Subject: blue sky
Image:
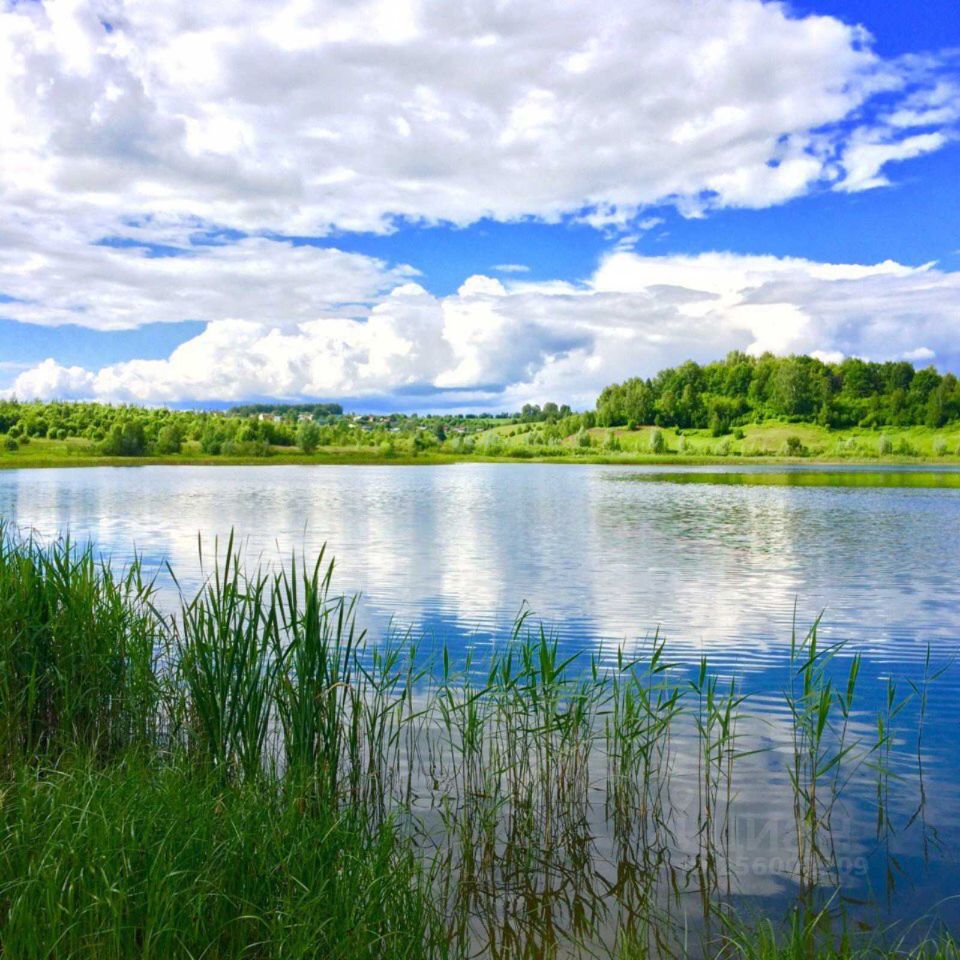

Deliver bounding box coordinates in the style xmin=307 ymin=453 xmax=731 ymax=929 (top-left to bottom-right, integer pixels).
xmin=2 ymin=0 xmax=959 ymax=409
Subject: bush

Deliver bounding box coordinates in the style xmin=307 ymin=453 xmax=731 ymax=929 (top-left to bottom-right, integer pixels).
xmin=200 ymin=426 xmax=223 ymax=455
xmin=709 ymin=412 xmax=728 ymax=437
xmin=3 ymin=436 xmax=17 ymax=452
xmin=648 ymin=429 xmax=666 ymax=454
xmin=782 ymin=435 xmax=807 ymax=457
xmin=297 ymin=419 xmax=322 ymax=453
xmin=878 ymin=434 xmax=893 ymax=456
xmin=895 ymin=438 xmax=917 ymax=456
xmin=933 ymin=436 xmax=948 ymax=457
xmin=221 ymin=439 xmax=271 ymax=458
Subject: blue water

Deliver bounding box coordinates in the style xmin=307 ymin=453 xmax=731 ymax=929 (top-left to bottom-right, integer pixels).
xmin=2 ymin=462 xmax=959 ymax=936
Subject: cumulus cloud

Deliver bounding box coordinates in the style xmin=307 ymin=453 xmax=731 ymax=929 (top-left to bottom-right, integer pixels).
xmin=2 ymin=1 xmax=959 ymax=408
xmin=0 ymin=0 xmax=956 ymax=241
xmin=0 ymin=228 xmax=417 ymax=330
xmin=10 ymin=251 xmax=960 ymax=408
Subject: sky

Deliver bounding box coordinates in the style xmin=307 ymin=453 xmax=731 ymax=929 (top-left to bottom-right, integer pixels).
xmin=1 ymin=0 xmax=959 ymax=411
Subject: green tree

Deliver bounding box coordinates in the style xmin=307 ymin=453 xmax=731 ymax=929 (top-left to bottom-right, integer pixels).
xmin=155 ymin=424 xmax=183 ymax=455
xmin=101 ymin=421 xmax=147 ymax=457
xmin=297 ymin=419 xmax=321 ymax=453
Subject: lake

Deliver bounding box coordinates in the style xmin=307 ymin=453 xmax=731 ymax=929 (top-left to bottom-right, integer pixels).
xmin=2 ymin=462 xmax=959 ymax=948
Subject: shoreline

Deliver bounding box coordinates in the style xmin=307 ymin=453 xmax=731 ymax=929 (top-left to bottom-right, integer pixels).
xmin=4 ymin=449 xmax=960 ymax=471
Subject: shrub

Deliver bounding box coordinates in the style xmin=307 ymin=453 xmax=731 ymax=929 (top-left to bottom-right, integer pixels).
xmin=200 ymin=425 xmax=223 ymax=455
xmin=895 ymin=438 xmax=917 ymax=456
xmin=782 ymin=435 xmax=807 ymax=457
xmin=933 ymin=436 xmax=948 ymax=457
xmin=297 ymin=419 xmax=322 ymax=454
xmin=221 ymin=439 xmax=271 ymax=458
xmin=648 ymin=428 xmax=666 ymax=454
xmin=877 ymin=434 xmax=893 ymax=456
xmin=3 ymin=436 xmax=17 ymax=452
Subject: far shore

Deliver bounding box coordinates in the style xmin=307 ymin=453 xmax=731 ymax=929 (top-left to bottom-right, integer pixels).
xmin=4 ymin=445 xmax=960 ymax=472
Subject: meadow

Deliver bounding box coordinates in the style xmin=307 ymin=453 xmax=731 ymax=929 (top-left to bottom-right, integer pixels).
xmin=1 ymin=526 xmax=957 ymax=959
xmin=4 ymin=419 xmax=960 ymax=471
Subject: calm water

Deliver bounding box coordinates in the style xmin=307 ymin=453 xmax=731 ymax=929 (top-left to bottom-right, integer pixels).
xmin=2 ymin=462 xmax=959 ymax=942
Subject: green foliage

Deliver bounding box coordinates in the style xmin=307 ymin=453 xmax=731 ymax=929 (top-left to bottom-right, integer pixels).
xmin=648 ymin=427 xmax=666 ymax=454
xmin=296 ymin=418 xmax=322 ymax=453
xmin=154 ymin=423 xmax=183 ymax=454
xmin=596 ymin=352 xmax=960 ymax=430
xmin=782 ymin=435 xmax=807 ymax=457
xmin=101 ymin=420 xmax=148 ymax=456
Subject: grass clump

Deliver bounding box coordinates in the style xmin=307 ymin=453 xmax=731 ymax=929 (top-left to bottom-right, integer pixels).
xmin=0 ymin=756 xmax=436 ymax=960
xmin=0 ymin=525 xmax=161 ymax=765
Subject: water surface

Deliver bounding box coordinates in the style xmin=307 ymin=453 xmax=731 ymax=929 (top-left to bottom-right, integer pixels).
xmin=2 ymin=462 xmax=959 ymax=945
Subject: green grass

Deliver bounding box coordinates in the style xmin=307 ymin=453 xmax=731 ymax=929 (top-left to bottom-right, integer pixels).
xmin=0 ymin=527 xmax=955 ymax=958
xmin=5 ymin=421 xmax=960 ymax=469
xmin=0 ymin=757 xmax=437 ymax=960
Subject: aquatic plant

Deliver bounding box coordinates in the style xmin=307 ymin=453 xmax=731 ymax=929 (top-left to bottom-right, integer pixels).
xmin=0 ymin=527 xmax=951 ymax=960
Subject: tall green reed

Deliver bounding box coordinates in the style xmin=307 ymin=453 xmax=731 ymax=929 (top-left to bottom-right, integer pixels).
xmin=0 ymin=526 xmax=952 ymax=960
xmin=0 ymin=523 xmax=160 ymax=766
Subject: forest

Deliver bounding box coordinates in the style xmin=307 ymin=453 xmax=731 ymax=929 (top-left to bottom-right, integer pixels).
xmin=595 ymin=352 xmax=960 ymax=433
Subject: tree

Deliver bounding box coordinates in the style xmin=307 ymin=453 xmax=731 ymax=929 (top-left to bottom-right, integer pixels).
xmin=155 ymin=424 xmax=183 ymax=455
xmin=101 ymin=421 xmax=147 ymax=457
xmin=297 ymin=419 xmax=321 ymax=453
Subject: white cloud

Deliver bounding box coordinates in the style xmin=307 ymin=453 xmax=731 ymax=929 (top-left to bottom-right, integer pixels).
xmin=2 ymin=2 xmax=959 ymax=409
xmin=0 ymin=0 xmax=955 ymax=242
xmin=837 ymin=131 xmax=950 ymax=192
xmin=10 ymin=251 xmax=960 ymax=408
xmin=0 ymin=230 xmax=416 ymax=330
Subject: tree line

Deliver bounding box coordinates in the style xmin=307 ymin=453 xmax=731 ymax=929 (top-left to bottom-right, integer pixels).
xmin=595 ymin=352 xmax=960 ymax=433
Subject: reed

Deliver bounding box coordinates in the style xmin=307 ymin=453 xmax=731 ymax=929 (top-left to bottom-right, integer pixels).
xmin=0 ymin=523 xmax=161 ymax=766
xmin=0 ymin=527 xmax=952 ymax=960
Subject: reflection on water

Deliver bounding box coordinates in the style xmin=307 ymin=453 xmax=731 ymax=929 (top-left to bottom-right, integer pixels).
xmin=1 ymin=462 xmax=959 ymax=953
